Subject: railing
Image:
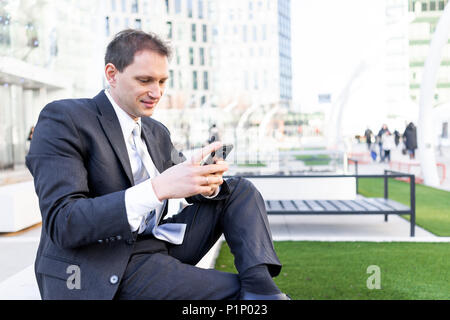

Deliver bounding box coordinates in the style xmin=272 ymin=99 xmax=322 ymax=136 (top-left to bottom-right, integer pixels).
xmin=389 ymin=160 xmax=446 ymax=185
xmin=348 ymin=158 xmax=359 ymax=193
xmin=384 ymin=169 xmax=416 ymax=236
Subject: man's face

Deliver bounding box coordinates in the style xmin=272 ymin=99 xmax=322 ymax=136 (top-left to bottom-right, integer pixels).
xmin=107 ymin=49 xmax=169 ymax=120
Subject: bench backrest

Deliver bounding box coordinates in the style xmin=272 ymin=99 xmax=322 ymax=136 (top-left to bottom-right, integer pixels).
xmin=246 ymin=176 xmax=357 ymax=200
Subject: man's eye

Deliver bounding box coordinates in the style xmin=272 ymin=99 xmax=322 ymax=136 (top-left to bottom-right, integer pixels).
xmin=139 ymin=79 xmax=149 ymax=83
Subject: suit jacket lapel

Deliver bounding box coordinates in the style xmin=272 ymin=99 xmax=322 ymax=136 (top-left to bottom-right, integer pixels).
xmin=93 ymin=91 xmax=134 ymax=186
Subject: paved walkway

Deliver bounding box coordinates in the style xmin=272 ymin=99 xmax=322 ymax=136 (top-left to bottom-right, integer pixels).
xmin=269 ymin=214 xmax=450 ymax=242
xmin=348 ymin=142 xmax=450 ymax=192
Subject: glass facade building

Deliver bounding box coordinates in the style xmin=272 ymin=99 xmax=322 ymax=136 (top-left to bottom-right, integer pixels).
xmin=0 ymin=0 xmax=102 ymax=169
xmin=211 ymin=0 xmax=293 ymax=108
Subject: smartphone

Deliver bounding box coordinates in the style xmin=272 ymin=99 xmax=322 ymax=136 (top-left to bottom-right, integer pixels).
xmin=200 ymin=144 xmax=234 ymax=166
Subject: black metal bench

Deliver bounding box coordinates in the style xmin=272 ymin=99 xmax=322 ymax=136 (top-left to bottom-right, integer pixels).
xmin=241 ymin=170 xmax=416 ymax=237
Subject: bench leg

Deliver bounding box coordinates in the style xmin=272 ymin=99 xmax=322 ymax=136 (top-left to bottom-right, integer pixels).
xmin=384 ymin=214 xmax=388 ymax=222
xmin=410 ymin=214 xmax=415 ymax=237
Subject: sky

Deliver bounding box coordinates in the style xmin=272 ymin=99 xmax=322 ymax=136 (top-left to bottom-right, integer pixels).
xmin=290 ymin=0 xmax=390 ymax=132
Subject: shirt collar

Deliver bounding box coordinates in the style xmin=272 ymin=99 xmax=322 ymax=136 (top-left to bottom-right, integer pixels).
xmin=104 ymin=89 xmax=141 ymax=140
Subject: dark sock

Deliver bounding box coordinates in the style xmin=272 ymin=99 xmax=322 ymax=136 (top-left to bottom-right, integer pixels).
xmin=239 ymin=264 xmax=282 ymax=295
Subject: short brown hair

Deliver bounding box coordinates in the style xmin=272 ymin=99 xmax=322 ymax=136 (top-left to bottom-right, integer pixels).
xmin=105 ymin=29 xmax=172 ymax=72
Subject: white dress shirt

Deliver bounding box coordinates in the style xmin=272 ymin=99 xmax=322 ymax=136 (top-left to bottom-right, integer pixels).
xmin=105 ymin=89 xmax=164 ymax=232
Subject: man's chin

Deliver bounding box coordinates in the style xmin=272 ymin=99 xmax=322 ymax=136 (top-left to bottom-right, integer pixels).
xmin=140 ymin=109 xmax=154 ymax=118
xmin=139 ymin=103 xmax=156 ymax=115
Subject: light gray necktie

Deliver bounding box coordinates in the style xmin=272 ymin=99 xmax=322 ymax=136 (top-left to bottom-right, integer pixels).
xmin=131 ymin=123 xmax=186 ymax=244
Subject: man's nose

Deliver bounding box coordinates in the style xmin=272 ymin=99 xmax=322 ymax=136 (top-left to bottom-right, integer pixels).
xmin=147 ymin=84 xmax=161 ymax=99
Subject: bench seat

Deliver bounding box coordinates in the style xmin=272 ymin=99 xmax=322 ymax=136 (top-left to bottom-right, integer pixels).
xmin=265 ymin=198 xmax=410 ymax=215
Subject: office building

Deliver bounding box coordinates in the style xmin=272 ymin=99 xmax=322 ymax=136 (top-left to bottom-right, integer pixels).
xmin=162 ymin=0 xmax=214 ymax=109
xmin=408 ymin=0 xmax=450 ymax=104
xmin=211 ymin=0 xmax=292 ymax=108
xmin=384 ymin=0 xmax=411 ymax=119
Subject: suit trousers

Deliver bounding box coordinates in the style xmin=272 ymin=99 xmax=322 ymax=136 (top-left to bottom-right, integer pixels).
xmin=114 ymin=177 xmax=282 ymax=300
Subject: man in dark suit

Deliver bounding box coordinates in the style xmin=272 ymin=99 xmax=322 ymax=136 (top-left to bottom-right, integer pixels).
xmin=26 ymin=29 xmax=288 ymax=300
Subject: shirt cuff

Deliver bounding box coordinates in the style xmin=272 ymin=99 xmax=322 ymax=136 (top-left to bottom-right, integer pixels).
xmin=202 ymin=185 xmax=221 ymax=199
xmin=125 ymin=178 xmax=164 ymax=232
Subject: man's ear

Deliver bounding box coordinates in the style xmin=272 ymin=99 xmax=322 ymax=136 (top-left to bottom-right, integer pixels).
xmin=105 ymin=63 xmax=118 ymax=87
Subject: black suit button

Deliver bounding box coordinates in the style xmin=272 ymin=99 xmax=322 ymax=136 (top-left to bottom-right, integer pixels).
xmin=109 ymin=237 xmax=116 ymax=242
xmin=98 ymin=239 xmax=103 ymax=243
xmin=109 ymin=275 xmax=119 ymax=285
xmin=116 ymin=235 xmax=122 ymax=240
xmin=126 ymin=239 xmax=134 ymax=245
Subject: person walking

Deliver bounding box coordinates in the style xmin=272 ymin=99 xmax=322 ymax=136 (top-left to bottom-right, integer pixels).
xmin=27 ymin=126 xmax=34 ymax=141
xmin=393 ymin=130 xmax=400 ymax=147
xmin=208 ymin=123 xmax=220 ymax=144
xmin=403 ymin=122 xmax=418 ymax=160
xmin=377 ymin=124 xmax=388 ymax=162
xmin=364 ymin=127 xmax=373 ymax=150
xmin=382 ymin=130 xmax=395 ymax=163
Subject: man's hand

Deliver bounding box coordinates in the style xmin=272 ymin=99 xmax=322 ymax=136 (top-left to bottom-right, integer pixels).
xmin=151 ymin=142 xmax=229 ymax=201
xmin=200 ymin=159 xmax=228 ymax=197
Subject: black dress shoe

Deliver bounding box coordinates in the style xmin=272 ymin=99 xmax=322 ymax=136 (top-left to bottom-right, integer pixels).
xmin=240 ymin=291 xmax=291 ymax=300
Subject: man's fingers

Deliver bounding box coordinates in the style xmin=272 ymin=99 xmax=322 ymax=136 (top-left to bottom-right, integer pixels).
xmin=215 ymin=160 xmax=226 ymax=165
xmin=203 ymin=176 xmax=223 ymax=186
xmin=197 ymin=163 xmax=228 ymax=175
xmin=197 ymin=173 xmax=223 ymax=185
xmin=190 ymin=141 xmax=223 ymax=164
xmin=197 ymin=185 xmax=214 ymax=195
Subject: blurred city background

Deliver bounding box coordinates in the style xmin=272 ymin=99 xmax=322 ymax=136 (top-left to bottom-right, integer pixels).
xmin=1 ymin=0 xmax=450 ymax=300
xmin=0 ymin=0 xmax=449 ymax=183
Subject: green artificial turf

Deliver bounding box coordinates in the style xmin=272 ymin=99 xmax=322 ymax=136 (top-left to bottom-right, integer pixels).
xmin=294 ymin=154 xmax=331 ymax=166
xmin=215 ymin=241 xmax=450 ymax=300
xmin=357 ymin=177 xmax=450 ymax=236
xmin=237 ymin=162 xmax=267 ymax=167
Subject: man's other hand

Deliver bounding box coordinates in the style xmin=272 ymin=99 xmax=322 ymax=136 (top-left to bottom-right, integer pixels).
xmin=200 ymin=159 xmax=227 ymax=197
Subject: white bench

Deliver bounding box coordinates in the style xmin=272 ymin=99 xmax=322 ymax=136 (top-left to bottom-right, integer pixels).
xmin=0 ymin=181 xmax=41 ymax=232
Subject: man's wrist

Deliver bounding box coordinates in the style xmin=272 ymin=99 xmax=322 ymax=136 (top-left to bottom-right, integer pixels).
xmin=151 ymin=176 xmax=166 ymax=202
xmin=125 ymin=179 xmax=164 ymax=232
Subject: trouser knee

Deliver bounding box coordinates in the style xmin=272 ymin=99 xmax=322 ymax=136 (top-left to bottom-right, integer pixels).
xmin=227 ymin=177 xmax=261 ymax=198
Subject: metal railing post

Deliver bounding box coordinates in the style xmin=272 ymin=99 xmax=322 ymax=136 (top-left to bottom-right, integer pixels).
xmin=410 ymin=174 xmax=416 ymax=237
xmin=384 ymin=170 xmax=389 ymax=222
xmin=348 ymin=158 xmax=359 ymax=194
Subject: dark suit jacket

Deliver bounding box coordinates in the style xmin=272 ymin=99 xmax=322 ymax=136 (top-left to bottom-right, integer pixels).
xmin=26 ymin=91 xmax=228 ymax=299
